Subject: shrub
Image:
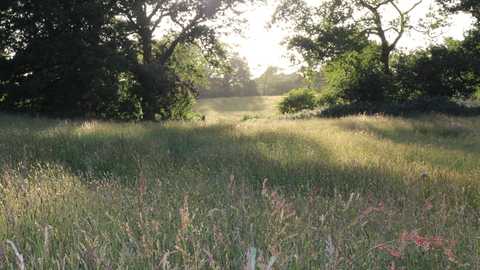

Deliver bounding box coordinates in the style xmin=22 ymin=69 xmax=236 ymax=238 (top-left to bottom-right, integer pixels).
xmin=322 ymin=43 xmax=394 ymax=104
xmin=276 ymin=95 xmax=480 ymax=119
xmin=277 ymin=88 xmax=317 ymax=114
xmin=393 ymin=40 xmax=480 ymax=101
xmin=316 ymin=90 xmax=342 ymax=107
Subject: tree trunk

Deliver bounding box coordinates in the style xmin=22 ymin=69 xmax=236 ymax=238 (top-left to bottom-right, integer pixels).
xmin=380 ymin=44 xmax=392 ymax=76
xmin=139 ymin=27 xmax=153 ymax=65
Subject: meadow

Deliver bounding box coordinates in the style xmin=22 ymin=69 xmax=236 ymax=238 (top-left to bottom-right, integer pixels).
xmin=193 ymin=96 xmax=284 ymax=122
xmin=0 ymin=99 xmax=480 ymax=269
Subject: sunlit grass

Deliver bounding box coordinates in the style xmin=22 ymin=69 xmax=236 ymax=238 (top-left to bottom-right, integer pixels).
xmin=0 ymin=112 xmax=479 ymax=268
xmin=193 ymin=96 xmax=284 ymax=122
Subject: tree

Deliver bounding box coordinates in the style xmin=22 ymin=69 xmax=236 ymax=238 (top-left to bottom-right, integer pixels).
xmin=0 ymin=0 xmax=254 ymax=120
xmin=268 ymin=72 xmax=305 ymax=95
xmin=322 ymin=42 xmax=393 ymax=104
xmin=0 ymin=0 xmax=132 ymax=118
xmin=221 ymin=52 xmax=257 ymax=96
xmin=412 ymin=0 xmax=480 ymax=100
xmin=116 ymin=0 xmax=244 ymax=66
xmin=256 ymin=66 xmax=279 ymax=95
xmin=271 ymin=0 xmax=444 ymax=76
xmin=114 ymin=0 xmax=253 ymax=120
xmin=254 ymin=66 xmax=308 ymax=96
xmin=198 ymin=52 xmax=257 ymax=98
xmin=393 ymin=38 xmax=479 ymax=101
xmin=436 ymin=0 xmax=480 ymax=23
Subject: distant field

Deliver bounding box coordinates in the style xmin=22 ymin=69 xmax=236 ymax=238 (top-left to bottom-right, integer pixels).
xmin=193 ymin=95 xmax=284 ymax=122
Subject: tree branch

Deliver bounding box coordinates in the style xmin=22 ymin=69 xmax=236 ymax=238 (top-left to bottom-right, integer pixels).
xmin=158 ymin=13 xmax=204 ymax=64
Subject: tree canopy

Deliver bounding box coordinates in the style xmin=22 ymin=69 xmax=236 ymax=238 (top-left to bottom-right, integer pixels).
xmin=436 ymin=0 xmax=480 ymax=22
xmin=271 ymin=0 xmax=446 ymax=75
xmin=0 ymin=0 xmax=254 ymax=120
xmin=198 ymin=51 xmax=258 ymax=98
xmin=272 ymin=0 xmax=480 ymax=107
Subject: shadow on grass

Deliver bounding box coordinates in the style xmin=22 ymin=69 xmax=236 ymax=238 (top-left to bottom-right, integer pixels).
xmin=2 ymin=114 xmax=480 ymax=269
xmin=334 ymin=115 xmax=480 ymax=171
xmin=3 ymin=114 xmax=477 ymax=207
xmin=0 ymin=114 xmax=406 ymax=198
xmin=137 ymin=121 xmax=407 ymax=198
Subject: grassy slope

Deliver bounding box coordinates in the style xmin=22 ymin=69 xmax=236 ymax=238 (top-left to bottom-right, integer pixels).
xmin=0 ymin=112 xmax=479 ymax=269
xmin=193 ymin=96 xmax=284 ymax=122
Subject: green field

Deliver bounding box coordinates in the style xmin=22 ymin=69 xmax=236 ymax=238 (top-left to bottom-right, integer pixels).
xmin=1 ymin=101 xmax=480 ymax=268
xmin=193 ymin=96 xmax=284 ymax=122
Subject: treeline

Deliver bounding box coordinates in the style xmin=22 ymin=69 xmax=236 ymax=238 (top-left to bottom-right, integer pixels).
xmin=272 ymin=0 xmax=480 ymax=114
xmin=1 ymin=0 xmax=480 ymax=121
xmin=196 ymin=53 xmax=325 ymax=98
xmin=0 ymin=0 xmax=252 ymax=120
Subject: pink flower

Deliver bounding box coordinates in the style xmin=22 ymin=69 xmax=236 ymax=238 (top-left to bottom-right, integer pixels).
xmin=386 ymin=250 xmax=406 ymax=259
xmin=376 ymin=245 xmax=406 ymax=259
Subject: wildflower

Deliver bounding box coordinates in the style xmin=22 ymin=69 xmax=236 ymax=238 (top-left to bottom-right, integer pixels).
xmin=324 ymin=235 xmax=335 ymax=262
xmin=351 ymin=204 xmax=385 ymax=225
xmin=386 ymin=250 xmax=406 ymax=259
xmin=376 ymin=245 xmax=406 ymax=259
xmin=309 ymin=187 xmax=320 ymax=205
xmin=402 ymin=230 xmax=457 ymax=251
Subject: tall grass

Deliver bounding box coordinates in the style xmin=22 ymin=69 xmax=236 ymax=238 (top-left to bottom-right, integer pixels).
xmin=0 ymin=113 xmax=479 ymax=269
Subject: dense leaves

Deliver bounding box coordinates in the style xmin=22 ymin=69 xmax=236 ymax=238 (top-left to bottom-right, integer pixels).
xmin=436 ymin=0 xmax=480 ymax=22
xmin=271 ymin=0 xmax=439 ymax=75
xmin=394 ymin=40 xmax=479 ymax=101
xmin=0 ymin=0 xmax=252 ymax=120
xmin=277 ymin=88 xmax=317 ymax=114
xmin=272 ymin=0 xmax=480 ymax=109
xmin=391 ymin=0 xmax=480 ymax=103
xmin=0 ymin=0 xmax=130 ymax=118
xmin=255 ymin=66 xmax=310 ymax=96
xmin=198 ymin=52 xmax=258 ymax=98
xmin=322 ymin=43 xmax=393 ymax=104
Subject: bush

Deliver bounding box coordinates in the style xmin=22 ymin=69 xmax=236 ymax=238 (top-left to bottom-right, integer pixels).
xmin=322 ymin=43 xmax=394 ymax=104
xmin=318 ymin=96 xmax=480 ymax=118
xmin=276 ymin=95 xmax=480 ymax=119
xmin=316 ymin=91 xmax=342 ymax=106
xmin=277 ymin=88 xmax=317 ymax=114
xmin=393 ymin=40 xmax=480 ymax=101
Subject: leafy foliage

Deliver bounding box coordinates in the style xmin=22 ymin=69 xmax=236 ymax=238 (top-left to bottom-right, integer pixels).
xmin=198 ymin=52 xmax=258 ymax=98
xmin=271 ymin=0 xmax=369 ymax=68
xmin=436 ymin=0 xmax=480 ymax=23
xmin=0 ymin=0 xmax=252 ymax=120
xmin=131 ymin=60 xmax=199 ymax=121
xmin=271 ymin=0 xmax=441 ymax=75
xmin=255 ymin=66 xmax=313 ymax=96
xmin=394 ymin=40 xmax=480 ymax=102
xmin=269 ymin=0 xmax=479 ymax=113
xmin=322 ymin=43 xmax=393 ymax=105
xmin=277 ymin=88 xmax=317 ymax=114
xmin=280 ymin=96 xmax=480 ymax=119
xmin=0 ymin=0 xmax=131 ymax=119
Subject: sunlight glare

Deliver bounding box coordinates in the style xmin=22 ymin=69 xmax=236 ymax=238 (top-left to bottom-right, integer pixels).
xmin=223 ymin=0 xmax=475 ymax=77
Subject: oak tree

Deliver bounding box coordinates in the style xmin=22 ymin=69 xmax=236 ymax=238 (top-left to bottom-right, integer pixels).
xmin=271 ymin=0 xmax=444 ymax=76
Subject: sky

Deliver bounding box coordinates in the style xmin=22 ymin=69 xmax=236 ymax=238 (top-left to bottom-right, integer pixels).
xmin=222 ymin=0 xmax=476 ymax=78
